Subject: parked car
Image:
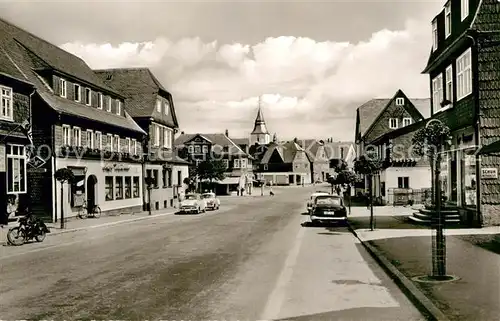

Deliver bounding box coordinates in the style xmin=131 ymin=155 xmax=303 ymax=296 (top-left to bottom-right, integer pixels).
xmin=202 ymin=192 xmax=220 ymax=210
xmin=179 ymin=193 xmax=206 ymax=214
xmin=310 ymin=195 xmax=347 ymax=225
xmin=306 ymin=192 xmax=330 ymax=214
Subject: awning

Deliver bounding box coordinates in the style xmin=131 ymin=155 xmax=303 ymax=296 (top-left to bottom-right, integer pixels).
xmin=217 ymin=177 xmax=240 ymax=185
xmin=476 ymin=140 xmax=500 ymax=155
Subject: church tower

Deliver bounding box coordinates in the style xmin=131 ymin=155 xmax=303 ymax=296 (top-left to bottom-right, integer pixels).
xmin=250 ymin=96 xmax=271 ymax=145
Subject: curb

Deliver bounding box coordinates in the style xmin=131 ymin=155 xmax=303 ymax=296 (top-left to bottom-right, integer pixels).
xmin=347 ymin=223 xmax=450 ymax=321
xmin=47 ymin=210 xmax=177 ymax=236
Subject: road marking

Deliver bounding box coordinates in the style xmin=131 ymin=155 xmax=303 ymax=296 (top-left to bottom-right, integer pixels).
xmin=260 ymin=224 xmax=306 ymax=320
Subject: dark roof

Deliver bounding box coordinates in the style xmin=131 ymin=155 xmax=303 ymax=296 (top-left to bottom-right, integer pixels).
xmin=370 ymin=120 xmax=425 ymax=145
xmin=251 ymin=106 xmax=269 ymax=135
xmin=94 ymin=68 xmax=178 ymax=126
xmin=357 ymin=99 xmax=391 ymax=138
xmin=261 ymin=141 xmax=308 ymax=164
xmin=232 ymin=138 xmax=250 ymax=146
xmin=174 ymin=133 xmax=247 ymax=156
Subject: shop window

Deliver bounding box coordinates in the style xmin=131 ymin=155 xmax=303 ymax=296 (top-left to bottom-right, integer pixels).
xmin=462 ymin=149 xmax=477 ymax=206
xmin=69 ymin=168 xmax=86 ymax=207
xmin=397 ymin=177 xmax=409 ymax=189
xmin=115 ymin=176 xmax=124 ymax=199
xmin=125 ymin=176 xmax=132 ymax=199
xmin=133 ymin=176 xmax=140 ymax=198
xmin=105 ymin=176 xmax=113 ymax=201
xmin=6 ymin=144 xmax=27 ymax=193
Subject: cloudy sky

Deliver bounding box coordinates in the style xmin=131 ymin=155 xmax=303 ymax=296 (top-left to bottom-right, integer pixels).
xmin=0 ymin=0 xmax=444 ymax=141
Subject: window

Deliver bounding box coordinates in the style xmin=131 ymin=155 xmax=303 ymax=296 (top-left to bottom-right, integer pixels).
xmin=1 ymin=86 xmax=13 ymax=120
xmin=395 ymin=98 xmax=404 ymax=106
xmin=389 ymin=118 xmax=398 ymax=129
xmin=72 ymin=127 xmax=82 ymax=146
xmin=234 ymin=159 xmax=240 ymax=168
xmin=132 ymin=139 xmax=138 ymax=155
xmin=126 ymin=138 xmax=131 ymax=153
xmin=403 ymin=118 xmax=412 ymax=127
xmin=445 ymin=2 xmax=451 ymax=37
xmin=105 ymin=176 xmax=114 ymax=201
xmin=62 ymin=125 xmax=71 ymax=146
xmin=163 ymin=128 xmax=170 ymax=148
xmin=84 ymin=88 xmax=91 ymax=106
xmin=152 ymin=169 xmax=159 ymax=187
xmin=85 ymin=130 xmax=94 ymax=149
xmin=240 ymin=158 xmax=247 ymax=168
xmin=398 ymin=177 xmax=410 ymax=189
xmin=6 ymin=144 xmax=27 ymax=193
xmin=59 ymin=78 xmax=67 ymax=98
xmin=156 ymin=98 xmax=162 ymax=113
xmin=107 ymin=96 xmax=112 ymax=112
xmin=125 ymin=177 xmax=132 ymax=199
xmin=95 ymin=131 xmax=102 ymax=150
xmin=188 ymin=145 xmax=194 ymax=153
xmin=456 ymin=48 xmax=472 ymax=100
xmin=133 ymin=176 xmax=140 ymax=198
xmin=107 ymin=134 xmax=113 ymax=151
xmin=154 ymin=125 xmax=160 ymax=146
xmin=116 ymin=99 xmax=121 ymax=115
xmin=432 ymin=74 xmax=444 ymax=110
xmin=195 ymin=159 xmax=201 ymax=166
xmin=97 ymin=93 xmax=103 ymax=109
xmin=115 ymin=176 xmax=124 ymax=199
xmin=74 ymin=84 xmax=81 ymax=102
xmin=162 ymin=168 xmax=168 ymax=187
xmin=202 ymin=145 xmax=208 ymax=153
xmin=461 ymin=0 xmax=469 ymax=20
xmin=445 ymin=65 xmax=453 ymax=103
xmin=164 ymin=100 xmax=169 ymax=115
xmin=264 ymin=164 xmax=268 ymax=171
xmin=432 ymin=19 xmax=438 ymax=51
xmin=223 ymin=159 xmax=229 ymax=168
xmin=177 ymin=170 xmax=182 ymax=186
xmin=113 ymin=135 xmax=120 ymax=152
xmin=194 ymin=145 xmax=201 ymax=154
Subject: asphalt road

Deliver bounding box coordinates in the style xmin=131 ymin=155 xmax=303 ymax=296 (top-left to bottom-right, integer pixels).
xmin=1 ymin=186 xmax=424 ymax=320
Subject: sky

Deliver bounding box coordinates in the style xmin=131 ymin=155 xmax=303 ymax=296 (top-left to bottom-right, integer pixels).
xmin=0 ymin=0 xmax=445 ymax=141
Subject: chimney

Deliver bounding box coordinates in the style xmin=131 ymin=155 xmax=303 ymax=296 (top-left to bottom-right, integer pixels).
xmin=225 ymin=129 xmax=229 ymax=137
xmin=181 ymin=131 xmax=185 ymax=135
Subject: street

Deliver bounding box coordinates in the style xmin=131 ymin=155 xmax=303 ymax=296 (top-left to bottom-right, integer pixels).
xmin=1 ymin=186 xmax=424 ymax=320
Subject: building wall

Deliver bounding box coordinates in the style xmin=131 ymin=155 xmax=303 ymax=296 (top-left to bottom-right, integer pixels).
xmin=312 ymin=161 xmax=329 ymax=182
xmin=379 ymin=166 xmax=432 ymax=204
xmin=55 ymin=157 xmax=143 ymax=220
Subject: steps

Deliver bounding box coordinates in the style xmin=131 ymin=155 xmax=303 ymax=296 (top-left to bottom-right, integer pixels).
xmin=408 ymin=207 xmax=461 ymax=225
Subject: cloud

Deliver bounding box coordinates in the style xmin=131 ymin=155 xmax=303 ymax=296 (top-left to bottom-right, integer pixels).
xmin=61 ymin=17 xmax=433 ymax=141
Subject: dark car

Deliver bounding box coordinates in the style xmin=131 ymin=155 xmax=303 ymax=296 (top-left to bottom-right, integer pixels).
xmin=310 ymin=195 xmax=347 ymax=225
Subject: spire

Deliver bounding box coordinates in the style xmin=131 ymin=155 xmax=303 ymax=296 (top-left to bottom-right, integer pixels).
xmin=273 ymin=132 xmax=277 ymax=143
xmin=251 ymin=95 xmax=269 ymax=135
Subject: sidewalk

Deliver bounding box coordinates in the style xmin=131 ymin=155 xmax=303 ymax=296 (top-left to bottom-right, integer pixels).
xmin=0 ymin=208 xmax=177 ymax=244
xmin=350 ymin=217 xmax=500 ymax=321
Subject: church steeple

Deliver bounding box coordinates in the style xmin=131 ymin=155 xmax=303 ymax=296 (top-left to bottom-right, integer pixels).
xmin=250 ymin=96 xmax=271 ymax=145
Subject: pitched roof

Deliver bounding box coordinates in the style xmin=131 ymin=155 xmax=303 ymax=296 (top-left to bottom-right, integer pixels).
xmin=174 ymin=133 xmax=247 ymax=156
xmin=323 ymin=141 xmax=354 ymax=160
xmin=231 ymin=138 xmax=250 ymax=146
xmin=261 ymin=141 xmax=307 ymax=164
xmin=357 ymin=99 xmax=391 ymax=138
xmin=94 ymin=68 xmax=178 ymax=126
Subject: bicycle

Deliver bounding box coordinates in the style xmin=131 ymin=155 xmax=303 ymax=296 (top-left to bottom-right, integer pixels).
xmin=77 ymin=200 xmax=101 ymax=219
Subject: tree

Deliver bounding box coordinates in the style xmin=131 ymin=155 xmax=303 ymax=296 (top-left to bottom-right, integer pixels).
xmin=354 ymin=154 xmax=382 ymax=231
xmin=54 ymin=168 xmax=74 ymax=229
xmin=194 ymin=159 xmax=227 ymax=192
xmin=412 ymin=119 xmax=452 ymax=279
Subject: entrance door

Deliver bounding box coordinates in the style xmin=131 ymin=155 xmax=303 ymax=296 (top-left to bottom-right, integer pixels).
xmin=87 ymin=175 xmax=98 ymax=208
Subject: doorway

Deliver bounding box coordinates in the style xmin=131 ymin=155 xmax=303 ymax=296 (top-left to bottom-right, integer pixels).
xmin=87 ymin=175 xmax=98 ymax=209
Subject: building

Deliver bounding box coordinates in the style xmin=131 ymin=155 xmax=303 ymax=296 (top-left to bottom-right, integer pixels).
xmin=258 ymin=139 xmax=312 ymax=185
xmin=296 ymin=139 xmax=330 ymax=183
xmin=354 ymin=90 xmax=431 ymax=194
xmin=0 ymin=17 xmax=147 ymax=221
xmin=0 ymin=69 xmax=34 ymax=222
xmin=95 ymin=68 xmax=190 ymax=211
xmin=250 ymin=97 xmax=271 ymax=145
xmin=174 ymin=133 xmax=253 ymax=195
xmin=422 ymin=0 xmax=500 ymax=226
xmin=323 ymin=139 xmax=357 ymax=173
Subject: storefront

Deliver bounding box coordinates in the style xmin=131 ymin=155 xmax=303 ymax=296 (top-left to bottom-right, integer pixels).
xmin=55 ymin=157 xmax=143 ymax=220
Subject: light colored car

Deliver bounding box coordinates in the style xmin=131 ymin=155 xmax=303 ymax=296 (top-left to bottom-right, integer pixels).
xmin=306 ymin=192 xmax=330 ymax=214
xmin=202 ymin=192 xmax=220 ymax=210
xmin=179 ymin=193 xmax=206 ymax=214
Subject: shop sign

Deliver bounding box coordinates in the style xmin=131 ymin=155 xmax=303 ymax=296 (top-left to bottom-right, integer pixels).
xmin=482 ymin=167 xmax=498 ymax=179
xmin=0 ymin=145 xmax=5 ymax=173
xmin=103 ymin=163 xmax=131 ymax=172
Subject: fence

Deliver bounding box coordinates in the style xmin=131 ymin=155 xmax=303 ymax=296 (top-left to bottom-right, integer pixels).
xmin=386 ymin=188 xmax=432 ymax=206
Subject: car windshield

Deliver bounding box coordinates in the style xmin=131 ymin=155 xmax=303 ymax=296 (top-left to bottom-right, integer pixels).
xmin=315 ymin=197 xmax=342 ymax=205
xmin=185 ymin=195 xmax=197 ymax=200
xmin=202 ymin=194 xmax=214 ymax=199
xmin=311 ymin=193 xmax=328 ymax=199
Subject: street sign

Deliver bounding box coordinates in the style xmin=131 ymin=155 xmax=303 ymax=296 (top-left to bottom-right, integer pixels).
xmin=27 ymin=155 xmax=46 ymax=169
xmin=482 ymin=167 xmax=498 ymax=179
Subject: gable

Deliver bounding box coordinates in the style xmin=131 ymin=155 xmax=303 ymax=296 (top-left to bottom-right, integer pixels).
xmin=269 ymin=149 xmax=284 ymax=163
xmin=185 ymin=134 xmax=212 ymax=145
xmin=293 ymin=150 xmax=309 ymax=163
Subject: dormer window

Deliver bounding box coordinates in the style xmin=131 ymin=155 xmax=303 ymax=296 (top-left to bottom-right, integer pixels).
xmin=164 ymin=100 xmax=169 ymax=115
xmin=156 ymin=98 xmax=162 ymax=113
xmin=116 ymin=99 xmax=121 ymax=115
xmin=74 ymin=84 xmax=81 ymax=102
xmin=97 ymin=93 xmax=103 ymax=109
xmin=445 ymin=2 xmax=451 ymax=37
xmin=395 ymin=98 xmax=404 ymax=106
xmin=432 ymin=19 xmax=438 ymax=51
xmin=107 ymin=96 xmax=112 ymax=112
xmin=59 ymin=78 xmax=67 ymax=98
xmin=389 ymin=118 xmax=398 ymax=129
xmin=84 ymin=88 xmax=91 ymax=106
xmin=461 ymin=0 xmax=469 ymax=21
